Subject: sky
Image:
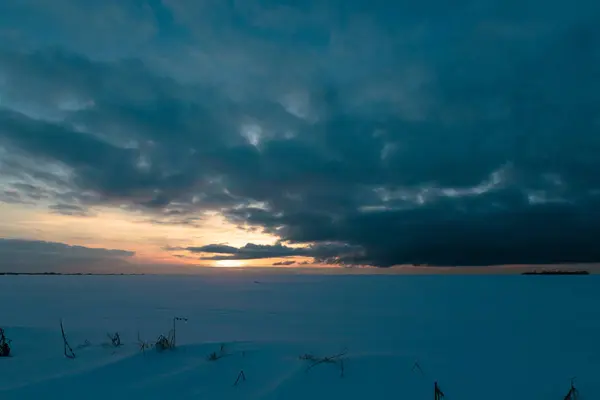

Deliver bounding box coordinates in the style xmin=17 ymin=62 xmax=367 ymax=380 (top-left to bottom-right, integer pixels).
xmin=1 ymin=0 xmax=600 ymax=273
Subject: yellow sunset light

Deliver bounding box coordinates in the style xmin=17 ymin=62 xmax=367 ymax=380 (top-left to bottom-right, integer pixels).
xmin=215 ymin=259 xmax=244 ymax=268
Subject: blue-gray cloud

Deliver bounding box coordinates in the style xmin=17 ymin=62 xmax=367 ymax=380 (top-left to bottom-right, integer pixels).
xmin=1 ymin=1 xmax=600 ymax=266
xmin=175 ymin=242 xmax=362 ymax=262
xmin=272 ymin=260 xmax=296 ymax=266
xmin=0 ymin=238 xmax=134 ymax=272
xmin=49 ymin=203 xmax=94 ymax=217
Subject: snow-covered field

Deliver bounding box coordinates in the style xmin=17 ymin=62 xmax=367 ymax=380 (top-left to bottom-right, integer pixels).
xmin=1 ymin=273 xmax=598 ymax=399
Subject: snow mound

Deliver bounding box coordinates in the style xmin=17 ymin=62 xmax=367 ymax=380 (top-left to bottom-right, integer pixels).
xmin=2 ymin=274 xmax=600 ymax=399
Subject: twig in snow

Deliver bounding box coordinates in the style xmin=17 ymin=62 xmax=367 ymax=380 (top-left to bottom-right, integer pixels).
xmin=301 ymin=349 xmax=348 ymax=377
xmin=305 ymin=349 xmax=347 ymax=371
xmin=412 ymin=360 xmax=425 ymax=376
xmin=233 ymin=370 xmax=246 ymax=386
xmin=107 ymin=332 xmax=122 ymax=347
xmin=299 ymin=353 xmax=318 ymax=361
xmin=75 ymin=339 xmax=92 ymax=350
xmin=60 ymin=319 xmax=76 ymax=359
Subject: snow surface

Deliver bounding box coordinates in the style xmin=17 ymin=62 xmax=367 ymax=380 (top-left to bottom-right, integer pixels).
xmin=1 ymin=273 xmax=599 ymax=399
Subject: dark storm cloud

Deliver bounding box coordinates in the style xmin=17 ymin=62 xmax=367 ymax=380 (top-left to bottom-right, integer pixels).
xmin=0 ymin=238 xmax=134 ymax=272
xmin=174 ymin=242 xmax=361 ymax=262
xmin=1 ymin=1 xmax=600 ymax=266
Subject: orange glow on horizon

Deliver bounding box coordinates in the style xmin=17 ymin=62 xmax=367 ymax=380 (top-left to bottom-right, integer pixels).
xmin=0 ymin=202 xmax=323 ymax=270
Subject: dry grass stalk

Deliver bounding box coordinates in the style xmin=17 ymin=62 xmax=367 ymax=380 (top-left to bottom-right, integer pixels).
xmin=434 ymin=381 xmax=445 ymax=400
xmin=0 ymin=328 xmax=11 ymax=357
xmin=563 ymin=378 xmax=579 ymax=400
xmin=172 ymin=317 xmax=187 ymax=348
xmin=300 ymin=349 xmax=348 ymax=376
xmin=107 ymin=332 xmax=122 ymax=347
xmin=207 ymin=343 xmax=228 ymax=361
xmin=137 ymin=332 xmax=153 ymax=353
xmin=138 ymin=317 xmax=186 ymax=354
xmin=154 ymin=316 xmax=187 ymax=352
xmin=154 ymin=330 xmax=175 ymax=352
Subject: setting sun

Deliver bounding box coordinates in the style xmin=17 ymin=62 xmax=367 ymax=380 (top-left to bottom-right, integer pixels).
xmin=215 ymin=260 xmax=245 ymax=268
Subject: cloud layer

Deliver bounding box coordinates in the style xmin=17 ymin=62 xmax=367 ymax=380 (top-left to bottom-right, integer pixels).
xmin=175 ymin=242 xmax=362 ymax=264
xmin=1 ymin=1 xmax=600 ymax=266
xmin=0 ymin=238 xmax=134 ymax=272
